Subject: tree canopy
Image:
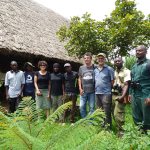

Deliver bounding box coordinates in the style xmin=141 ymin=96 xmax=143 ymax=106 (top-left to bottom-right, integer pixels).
xmin=57 ymin=0 xmax=150 ymax=58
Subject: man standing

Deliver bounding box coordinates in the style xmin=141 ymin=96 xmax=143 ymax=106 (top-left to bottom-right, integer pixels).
xmin=78 ymin=52 xmax=95 ymax=118
xmin=113 ymin=57 xmax=130 ymax=135
xmin=63 ymin=63 xmax=78 ymax=123
xmin=94 ymin=53 xmax=114 ymax=128
xmin=5 ymin=61 xmax=25 ymax=113
xmin=130 ymin=45 xmax=150 ymax=132
xmin=23 ymin=62 xmax=35 ymax=100
xmin=50 ymin=63 xmax=64 ymax=112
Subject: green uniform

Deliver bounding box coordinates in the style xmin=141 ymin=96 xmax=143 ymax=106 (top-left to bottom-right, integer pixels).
xmin=113 ymin=67 xmax=130 ymax=131
xmin=130 ymin=57 xmax=150 ymax=130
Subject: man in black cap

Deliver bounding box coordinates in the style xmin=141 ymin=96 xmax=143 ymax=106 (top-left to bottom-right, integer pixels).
xmin=23 ymin=62 xmax=35 ymax=100
xmin=63 ymin=63 xmax=78 ymax=123
xmin=50 ymin=63 xmax=64 ymax=112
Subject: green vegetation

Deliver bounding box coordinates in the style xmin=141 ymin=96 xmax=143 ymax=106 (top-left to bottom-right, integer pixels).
xmin=0 ymin=97 xmax=150 ymax=150
xmin=124 ymin=55 xmax=137 ymax=70
xmin=57 ymin=0 xmax=150 ymax=59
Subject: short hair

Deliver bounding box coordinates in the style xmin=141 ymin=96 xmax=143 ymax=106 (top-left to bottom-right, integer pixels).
xmin=83 ymin=52 xmax=92 ymax=58
xmin=53 ymin=63 xmax=60 ymax=68
xmin=114 ymin=57 xmax=123 ymax=62
xmin=136 ymin=45 xmax=147 ymax=51
xmin=38 ymin=60 xmax=48 ymax=68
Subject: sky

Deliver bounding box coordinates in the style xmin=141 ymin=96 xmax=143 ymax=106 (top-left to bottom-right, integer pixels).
xmin=33 ymin=0 xmax=150 ymax=57
xmin=33 ymin=0 xmax=149 ymax=20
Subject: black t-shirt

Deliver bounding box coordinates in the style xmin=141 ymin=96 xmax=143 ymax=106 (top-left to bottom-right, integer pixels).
xmin=35 ymin=71 xmax=50 ymax=89
xmin=23 ymin=71 xmax=35 ymax=94
xmin=50 ymin=72 xmax=64 ymax=96
xmin=64 ymin=71 xmax=78 ymax=93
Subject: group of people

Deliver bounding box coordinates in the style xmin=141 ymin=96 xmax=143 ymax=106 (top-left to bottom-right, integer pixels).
xmin=5 ymin=61 xmax=78 ymax=123
xmin=4 ymin=45 xmax=150 ymax=134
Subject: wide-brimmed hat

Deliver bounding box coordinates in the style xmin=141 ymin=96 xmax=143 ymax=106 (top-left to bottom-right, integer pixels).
xmin=25 ymin=62 xmax=35 ymax=68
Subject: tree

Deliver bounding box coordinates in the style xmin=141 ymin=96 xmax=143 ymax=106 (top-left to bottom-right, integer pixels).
xmin=57 ymin=13 xmax=109 ymax=58
xmin=105 ymin=0 xmax=150 ymax=58
xmin=57 ymin=0 xmax=150 ymax=58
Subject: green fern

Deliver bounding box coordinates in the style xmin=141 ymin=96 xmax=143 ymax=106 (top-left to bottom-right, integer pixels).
xmin=0 ymin=97 xmax=150 ymax=150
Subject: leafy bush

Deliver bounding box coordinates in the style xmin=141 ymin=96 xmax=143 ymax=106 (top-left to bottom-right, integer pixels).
xmin=124 ymin=56 xmax=137 ymax=70
xmin=0 ymin=97 xmax=150 ymax=150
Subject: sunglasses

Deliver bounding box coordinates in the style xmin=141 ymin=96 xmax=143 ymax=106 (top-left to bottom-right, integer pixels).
xmin=40 ymin=64 xmax=46 ymax=66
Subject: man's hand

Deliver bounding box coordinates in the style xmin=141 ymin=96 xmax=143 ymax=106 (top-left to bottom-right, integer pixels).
xmin=6 ymin=94 xmax=9 ymax=100
xmin=145 ymin=98 xmax=150 ymax=106
xmin=128 ymin=95 xmax=132 ymax=103
xmin=115 ymin=96 xmax=124 ymax=103
xmin=79 ymin=89 xmax=84 ymax=96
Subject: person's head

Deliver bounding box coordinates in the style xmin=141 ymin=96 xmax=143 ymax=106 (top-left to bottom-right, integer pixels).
xmin=24 ymin=62 xmax=35 ymax=71
xmin=83 ymin=52 xmax=92 ymax=66
xmin=96 ymin=53 xmax=106 ymax=67
xmin=53 ymin=63 xmax=60 ymax=73
xmin=38 ymin=61 xmax=47 ymax=71
xmin=114 ymin=57 xmax=123 ymax=69
xmin=64 ymin=63 xmax=72 ymax=72
xmin=136 ymin=45 xmax=147 ymax=59
xmin=10 ymin=61 xmax=18 ymax=71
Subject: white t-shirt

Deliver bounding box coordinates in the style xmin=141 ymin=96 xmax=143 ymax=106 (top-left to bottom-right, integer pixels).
xmin=5 ymin=70 xmax=25 ymax=98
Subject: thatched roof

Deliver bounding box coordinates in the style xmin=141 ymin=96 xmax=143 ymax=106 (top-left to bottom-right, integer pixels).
xmin=0 ymin=0 xmax=79 ymax=62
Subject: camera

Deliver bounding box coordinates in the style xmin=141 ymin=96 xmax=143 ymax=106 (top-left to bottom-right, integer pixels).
xmin=130 ymin=82 xmax=141 ymax=89
xmin=113 ymin=84 xmax=122 ymax=94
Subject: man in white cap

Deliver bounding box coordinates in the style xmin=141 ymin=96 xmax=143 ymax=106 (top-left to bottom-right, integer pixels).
xmin=94 ymin=53 xmax=114 ymax=129
xmin=63 ymin=63 xmax=78 ymax=123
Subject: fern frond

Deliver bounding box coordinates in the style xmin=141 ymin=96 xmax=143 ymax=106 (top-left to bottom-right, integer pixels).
xmin=0 ymin=106 xmax=8 ymax=114
xmin=44 ymin=109 xmax=105 ymax=150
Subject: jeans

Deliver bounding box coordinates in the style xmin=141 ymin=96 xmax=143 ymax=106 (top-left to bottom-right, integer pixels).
xmin=80 ymin=92 xmax=95 ymax=118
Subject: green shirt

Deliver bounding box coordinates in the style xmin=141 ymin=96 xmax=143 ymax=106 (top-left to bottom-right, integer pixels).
xmin=131 ymin=57 xmax=150 ymax=98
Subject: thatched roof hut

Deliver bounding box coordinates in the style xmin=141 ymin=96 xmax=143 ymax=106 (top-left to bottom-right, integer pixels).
xmin=0 ymin=0 xmax=80 ymax=72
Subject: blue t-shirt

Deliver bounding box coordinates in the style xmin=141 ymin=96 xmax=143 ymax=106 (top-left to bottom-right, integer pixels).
xmin=94 ymin=65 xmax=114 ymax=94
xmin=23 ymin=71 xmax=35 ymax=94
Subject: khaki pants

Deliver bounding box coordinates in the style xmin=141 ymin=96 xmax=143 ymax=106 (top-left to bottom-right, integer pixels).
xmin=51 ymin=95 xmax=63 ymax=112
xmin=112 ymin=95 xmax=125 ymax=131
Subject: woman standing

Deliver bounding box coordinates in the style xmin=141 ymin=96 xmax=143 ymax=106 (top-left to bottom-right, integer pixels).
xmin=34 ymin=61 xmax=50 ymax=118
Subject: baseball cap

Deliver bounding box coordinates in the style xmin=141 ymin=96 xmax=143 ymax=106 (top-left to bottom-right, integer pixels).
xmin=97 ymin=53 xmax=106 ymax=58
xmin=64 ymin=63 xmax=71 ymax=67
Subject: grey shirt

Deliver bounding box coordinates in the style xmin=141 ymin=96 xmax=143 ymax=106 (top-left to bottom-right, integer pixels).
xmin=5 ymin=70 xmax=25 ymax=98
xmin=79 ymin=65 xmax=95 ymax=93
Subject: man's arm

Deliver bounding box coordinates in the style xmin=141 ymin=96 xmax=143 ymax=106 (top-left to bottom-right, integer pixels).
xmin=19 ymin=72 xmax=25 ymax=96
xmin=5 ymin=86 xmax=9 ymax=100
xmin=116 ymin=81 xmax=129 ymax=102
xmin=4 ymin=73 xmax=9 ymax=100
xmin=78 ymin=77 xmax=83 ymax=96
